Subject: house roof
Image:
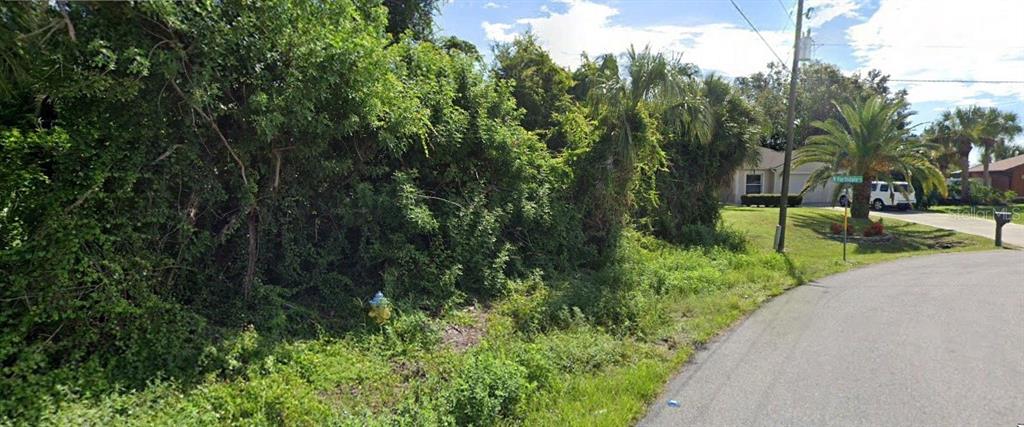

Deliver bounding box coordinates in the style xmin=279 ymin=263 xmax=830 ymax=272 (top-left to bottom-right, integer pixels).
xmin=968 ymin=154 xmax=1024 ymax=172
xmin=748 ymin=146 xmax=786 ymax=169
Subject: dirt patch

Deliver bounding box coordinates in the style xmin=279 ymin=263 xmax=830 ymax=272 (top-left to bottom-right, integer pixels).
xmin=441 ymin=307 xmax=487 ymax=353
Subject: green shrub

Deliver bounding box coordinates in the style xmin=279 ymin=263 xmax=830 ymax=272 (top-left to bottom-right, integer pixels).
xmin=675 ymin=224 xmax=748 ymax=251
xmin=648 ymin=76 xmax=761 ymax=244
xmin=740 ymin=194 xmax=803 ymax=207
xmin=382 ymin=311 xmax=442 ymax=356
xmin=954 ymin=180 xmax=1018 ymax=205
xmin=451 ymin=352 xmax=532 ymax=426
xmin=198 ymin=326 xmax=265 ymax=380
xmin=530 ymin=329 xmax=634 ymax=374
xmin=496 ymin=272 xmax=550 ymax=335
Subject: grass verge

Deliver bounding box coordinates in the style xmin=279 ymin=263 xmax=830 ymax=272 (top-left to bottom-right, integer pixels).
xmin=30 ymin=207 xmax=994 ymax=426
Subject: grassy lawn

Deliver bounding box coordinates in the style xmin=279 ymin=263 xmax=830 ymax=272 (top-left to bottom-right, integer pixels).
xmin=516 ymin=207 xmax=995 ymax=425
xmin=926 ymin=204 xmax=1024 ymax=225
xmin=37 ymin=207 xmax=996 ymax=426
xmin=724 ymin=206 xmax=996 ymax=281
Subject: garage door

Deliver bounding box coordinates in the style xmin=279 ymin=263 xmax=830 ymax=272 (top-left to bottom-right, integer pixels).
xmin=781 ymin=173 xmax=837 ymax=205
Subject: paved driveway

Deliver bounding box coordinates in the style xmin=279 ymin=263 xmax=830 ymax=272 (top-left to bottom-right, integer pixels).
xmin=640 ymin=250 xmax=1024 ymax=427
xmin=843 ymin=208 xmax=1024 ymax=247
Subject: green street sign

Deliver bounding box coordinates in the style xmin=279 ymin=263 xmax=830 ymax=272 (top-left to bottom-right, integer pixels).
xmin=833 ymin=175 xmax=863 ymax=184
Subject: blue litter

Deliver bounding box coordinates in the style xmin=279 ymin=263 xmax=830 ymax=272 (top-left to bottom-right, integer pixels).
xmin=667 ymin=400 xmax=680 ymax=407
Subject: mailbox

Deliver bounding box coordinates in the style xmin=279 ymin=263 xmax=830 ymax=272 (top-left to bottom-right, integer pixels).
xmin=994 ymin=211 xmax=1012 ymax=247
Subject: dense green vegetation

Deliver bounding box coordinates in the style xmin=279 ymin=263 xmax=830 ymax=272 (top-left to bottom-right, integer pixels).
xmin=0 ymin=1 xmax=757 ymax=423
xmin=0 ymin=1 xmax=1006 ymax=425
xmin=925 ymin=106 xmax=1022 ymax=202
xmin=734 ymin=62 xmax=909 ymax=151
xmin=18 ymin=208 xmax=994 ymax=426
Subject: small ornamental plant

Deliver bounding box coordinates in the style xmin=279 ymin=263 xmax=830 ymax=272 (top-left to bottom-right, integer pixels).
xmin=830 ymin=222 xmax=854 ymax=235
xmin=862 ymin=220 xmax=885 ymax=237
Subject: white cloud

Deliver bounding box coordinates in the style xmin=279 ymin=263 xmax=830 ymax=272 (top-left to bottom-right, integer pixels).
xmin=484 ymin=2 xmax=503 ymax=9
xmin=846 ymin=0 xmax=1024 ymax=105
xmin=481 ymin=21 xmax=516 ymax=42
xmin=955 ymin=98 xmax=996 ymax=108
xmin=482 ymin=0 xmax=813 ymax=76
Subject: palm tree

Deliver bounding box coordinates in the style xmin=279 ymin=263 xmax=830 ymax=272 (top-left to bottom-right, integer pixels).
xmin=993 ymin=142 xmax=1024 ymax=161
xmin=929 ymin=107 xmax=1022 ymax=200
xmin=976 ymin=109 xmax=1022 ymax=186
xmin=796 ymin=95 xmax=945 ymax=218
xmin=652 ymin=74 xmax=759 ymax=241
xmin=921 ymin=120 xmax=959 ymax=176
xmin=575 ymin=46 xmax=710 ymax=251
xmin=930 ymin=107 xmax=984 ymax=202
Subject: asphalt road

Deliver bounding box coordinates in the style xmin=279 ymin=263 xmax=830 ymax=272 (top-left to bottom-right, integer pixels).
xmin=831 ymin=207 xmax=1024 ymax=248
xmin=640 ymin=250 xmax=1024 ymax=427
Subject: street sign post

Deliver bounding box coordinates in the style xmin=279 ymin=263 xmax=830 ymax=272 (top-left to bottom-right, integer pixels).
xmin=832 ymin=175 xmax=862 ymax=262
xmin=833 ymin=175 xmax=863 ymax=184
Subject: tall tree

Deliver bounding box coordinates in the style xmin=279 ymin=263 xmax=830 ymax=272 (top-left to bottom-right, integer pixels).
xmin=382 ymin=0 xmax=441 ymax=40
xmin=735 ymin=62 xmax=909 ymax=150
xmin=493 ymin=34 xmax=574 ymax=149
xmin=1 ymin=2 xmax=578 ymax=415
xmin=930 ymin=106 xmax=1021 ymax=200
xmin=571 ymin=47 xmax=701 ymax=255
xmin=651 ymin=74 xmax=759 ymax=241
xmin=977 ymin=109 xmax=1022 ymax=186
xmin=939 ymin=108 xmax=981 ymax=201
xmin=796 ymin=96 xmax=945 ymax=218
xmin=994 ymin=142 xmax=1024 ymax=160
xmin=921 ymin=120 xmax=960 ymax=176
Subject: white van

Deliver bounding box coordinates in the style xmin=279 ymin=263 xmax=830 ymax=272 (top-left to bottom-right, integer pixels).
xmin=838 ymin=181 xmax=915 ymax=211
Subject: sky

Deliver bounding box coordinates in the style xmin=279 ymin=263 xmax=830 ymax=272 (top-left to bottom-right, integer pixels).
xmin=437 ymin=0 xmax=1024 ymax=146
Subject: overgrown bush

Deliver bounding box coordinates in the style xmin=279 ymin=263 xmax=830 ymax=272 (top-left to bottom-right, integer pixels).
xmin=949 ymin=180 xmax=1018 ymax=205
xmin=0 ymin=1 xmax=778 ymax=423
xmin=971 ymin=182 xmax=1017 ymax=205
xmin=0 ymin=1 xmax=582 ymax=418
xmin=675 ymin=224 xmax=748 ymax=251
xmin=649 ymin=76 xmax=761 ymax=243
xmin=451 ymin=352 xmax=533 ymax=426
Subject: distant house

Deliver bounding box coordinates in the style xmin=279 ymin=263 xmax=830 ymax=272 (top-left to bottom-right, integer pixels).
xmin=720 ymin=146 xmax=839 ymax=206
xmin=967 ymin=154 xmax=1024 ymax=196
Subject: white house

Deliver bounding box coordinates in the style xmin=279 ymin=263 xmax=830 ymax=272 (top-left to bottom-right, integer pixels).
xmin=719 ymin=146 xmax=839 ymax=206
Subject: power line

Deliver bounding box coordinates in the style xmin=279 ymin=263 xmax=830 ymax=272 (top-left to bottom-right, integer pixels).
xmin=777 ymin=0 xmax=795 ymax=25
xmin=776 ymin=0 xmax=796 ymax=67
xmin=889 ymin=79 xmax=1024 ymax=84
xmin=815 ymin=42 xmax=1024 ymax=49
xmin=729 ymin=0 xmax=788 ymax=69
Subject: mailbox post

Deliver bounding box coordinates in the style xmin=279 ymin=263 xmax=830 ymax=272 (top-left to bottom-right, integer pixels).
xmin=994 ymin=211 xmax=1012 ymax=247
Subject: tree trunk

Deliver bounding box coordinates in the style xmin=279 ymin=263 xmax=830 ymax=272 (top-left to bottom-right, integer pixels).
xmin=851 ymin=180 xmax=871 ymax=219
xmin=981 ymin=139 xmax=994 ymax=187
xmin=244 ymin=207 xmax=258 ymax=299
xmin=958 ymin=140 xmax=972 ymax=203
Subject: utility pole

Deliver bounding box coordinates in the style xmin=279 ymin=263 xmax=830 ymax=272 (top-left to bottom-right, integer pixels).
xmin=775 ymin=0 xmax=805 ymax=253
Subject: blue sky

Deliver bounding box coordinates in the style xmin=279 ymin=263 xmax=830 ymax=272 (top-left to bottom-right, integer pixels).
xmin=438 ymin=0 xmax=1024 ymax=147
